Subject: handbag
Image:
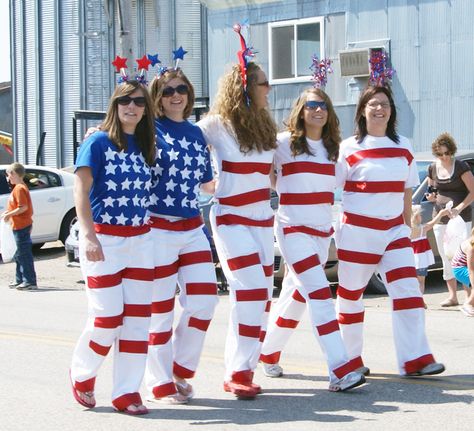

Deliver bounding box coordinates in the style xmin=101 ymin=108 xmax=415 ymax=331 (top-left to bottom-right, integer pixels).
xmin=0 ymin=219 xmax=17 ymax=263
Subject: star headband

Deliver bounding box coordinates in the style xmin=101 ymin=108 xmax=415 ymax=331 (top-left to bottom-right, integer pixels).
xmin=233 ymin=23 xmax=256 ymax=107
xmin=112 ymin=54 xmax=155 ymax=85
xmin=369 ymin=49 xmax=394 ymax=87
xmin=154 ymin=46 xmax=188 ymax=77
xmin=310 ymin=55 xmax=333 ymax=88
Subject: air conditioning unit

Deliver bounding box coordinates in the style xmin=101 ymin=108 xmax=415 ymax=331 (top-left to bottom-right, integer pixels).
xmin=339 ymin=48 xmax=371 ymax=77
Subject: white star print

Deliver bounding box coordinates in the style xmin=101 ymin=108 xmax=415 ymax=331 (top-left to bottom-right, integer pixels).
xmin=149 ymin=193 xmax=158 ymax=205
xmin=168 ymin=165 xmax=179 ymax=177
xmin=195 ymin=153 xmax=206 ymax=166
xmin=180 ymin=182 xmax=190 ymax=194
xmin=133 ymin=178 xmax=144 ymax=189
xmin=163 ymin=195 xmax=176 ymax=207
xmin=121 ymin=178 xmax=132 ymax=190
xmin=132 ymin=194 xmax=141 ymax=206
xmin=130 ymin=153 xmax=138 ymax=162
xmin=115 ymin=213 xmax=128 ymax=224
xmin=181 ymin=196 xmax=189 ymax=207
xmin=190 ymin=199 xmax=198 ymax=209
xmin=105 ymin=162 xmax=117 ymax=175
xmin=163 ymin=133 xmax=175 ymax=145
xmin=117 ymin=151 xmax=127 ymax=160
xmin=156 ymin=148 xmax=163 ymax=159
xmin=153 ymin=165 xmax=164 ymax=176
xmin=195 ymin=170 xmax=203 ymax=180
xmin=181 ymin=167 xmax=191 ymax=179
xmin=133 ymin=163 xmax=141 ymax=173
xmin=193 ymin=141 xmax=202 ymax=152
xmin=101 ymin=213 xmax=112 ymax=224
xmin=105 ymin=179 xmax=117 ymax=191
xmin=119 ymin=161 xmax=131 ymax=173
xmin=117 ymin=196 xmax=130 ymax=207
xmin=168 ymin=148 xmax=179 ymax=161
xmin=131 ymin=214 xmax=142 ymax=226
xmin=103 ymin=196 xmax=114 ymax=208
xmin=178 ymin=137 xmax=191 ymax=149
xmin=166 ymin=179 xmax=178 ymax=191
xmin=183 ymin=154 xmax=193 ymax=166
xmin=104 ymin=147 xmax=116 ymax=161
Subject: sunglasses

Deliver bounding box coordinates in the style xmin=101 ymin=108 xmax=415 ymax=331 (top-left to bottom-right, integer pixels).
xmin=367 ymin=101 xmax=391 ymax=109
xmin=304 ymin=100 xmax=327 ymax=111
xmin=436 ymin=151 xmax=451 ymax=157
xmin=116 ymin=96 xmax=147 ymax=107
xmin=257 ymin=80 xmax=270 ymax=87
xmin=162 ymin=84 xmax=189 ymax=98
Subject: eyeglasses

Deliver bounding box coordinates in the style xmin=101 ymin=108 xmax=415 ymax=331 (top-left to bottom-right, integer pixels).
xmin=367 ymin=101 xmax=391 ymax=109
xmin=304 ymin=100 xmax=327 ymax=111
xmin=162 ymin=84 xmax=189 ymax=98
xmin=116 ymin=96 xmax=147 ymax=107
xmin=257 ymin=80 xmax=270 ymax=87
xmin=436 ymin=151 xmax=451 ymax=157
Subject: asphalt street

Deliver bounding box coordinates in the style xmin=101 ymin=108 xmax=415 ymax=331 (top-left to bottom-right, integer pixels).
xmin=0 ymin=243 xmax=473 ymax=431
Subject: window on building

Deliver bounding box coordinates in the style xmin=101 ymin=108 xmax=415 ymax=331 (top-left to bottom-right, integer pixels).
xmin=268 ymin=17 xmax=325 ymax=85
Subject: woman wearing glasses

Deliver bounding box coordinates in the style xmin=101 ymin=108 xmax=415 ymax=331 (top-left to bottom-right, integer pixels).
xmin=426 ymin=132 xmax=474 ymax=307
xmin=144 ymin=69 xmax=218 ymax=404
xmin=335 ymin=85 xmax=445 ymax=377
xmin=198 ymin=62 xmax=277 ymax=399
xmin=70 ymin=80 xmax=155 ymax=415
xmin=259 ymin=88 xmax=365 ymax=392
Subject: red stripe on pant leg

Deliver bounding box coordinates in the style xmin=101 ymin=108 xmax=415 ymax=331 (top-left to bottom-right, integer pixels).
xmin=393 ymin=297 xmax=425 ymax=311
xmin=337 ymin=249 xmax=382 ymax=264
xmin=188 ymin=317 xmax=211 ymax=331
xmin=337 ymin=285 xmax=365 ymax=301
xmin=332 ymin=360 xmax=358 ymax=379
xmin=149 ymin=330 xmax=172 ymax=345
xmin=263 ymin=264 xmax=274 ymax=276
xmin=186 ymin=283 xmax=218 ymax=295
xmin=308 ymin=286 xmax=332 ymax=300
xmin=122 ymin=267 xmax=154 ymax=281
xmin=89 ymin=340 xmax=111 ymax=356
xmin=87 ymin=271 xmax=122 ymax=288
xmin=292 ymin=254 xmax=320 ymax=274
xmin=154 ymin=261 xmax=179 ymax=279
xmin=123 ymin=304 xmax=152 ymax=317
xmin=260 ymin=351 xmax=281 ymax=364
xmin=151 ymin=298 xmax=175 ymax=313
xmin=238 ymin=324 xmax=261 ymax=338
xmin=236 ymin=288 xmax=268 ymax=301
xmin=259 ymin=330 xmax=266 ymax=342
xmin=316 ymin=319 xmax=340 ymax=336
xmin=179 ymin=250 xmax=213 ymax=266
xmin=386 ymin=237 xmax=411 ymax=251
xmin=276 ymin=316 xmax=299 ymax=329
xmin=404 ymin=354 xmax=436 ymax=374
xmin=112 ymin=392 xmax=142 ymax=411
xmin=119 ymin=340 xmax=148 ymax=354
xmin=74 ymin=376 xmax=96 ymax=392
xmin=227 ymin=252 xmax=261 ymax=270
xmin=338 ymin=312 xmax=365 ymax=325
xmin=348 ymin=356 xmax=364 ymax=370
xmin=173 ymin=362 xmax=195 ymax=379
xmin=152 ymin=382 xmax=177 ymax=398
xmin=292 ymin=289 xmax=306 ymax=303
xmin=386 ymin=266 xmax=417 ymax=283
xmin=94 ymin=314 xmax=123 ymax=328
xmin=265 ymin=300 xmax=272 ymax=312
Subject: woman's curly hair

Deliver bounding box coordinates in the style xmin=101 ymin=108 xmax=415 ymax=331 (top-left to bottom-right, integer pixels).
xmin=209 ymin=62 xmax=277 ymax=153
xmin=431 ymin=132 xmax=457 ymax=156
xmin=285 ymin=87 xmax=340 ymax=161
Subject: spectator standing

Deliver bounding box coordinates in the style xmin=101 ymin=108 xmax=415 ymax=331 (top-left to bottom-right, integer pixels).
xmin=451 ymin=228 xmax=474 ymax=317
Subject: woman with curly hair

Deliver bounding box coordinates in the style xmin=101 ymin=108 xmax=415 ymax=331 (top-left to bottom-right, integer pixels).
xmin=335 ymin=85 xmax=445 ymax=377
xmin=259 ymin=88 xmax=365 ymax=392
xmin=426 ymin=132 xmax=474 ymax=307
xmin=198 ymin=62 xmax=277 ymax=399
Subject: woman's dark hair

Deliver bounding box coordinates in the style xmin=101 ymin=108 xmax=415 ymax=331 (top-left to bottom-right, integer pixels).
xmin=284 ymin=87 xmax=340 ymax=162
xmin=102 ymin=80 xmax=155 ymax=166
xmin=149 ymin=69 xmax=195 ymax=119
xmin=354 ymin=85 xmax=399 ymax=144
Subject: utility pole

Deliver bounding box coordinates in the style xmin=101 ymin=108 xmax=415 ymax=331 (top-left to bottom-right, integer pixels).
xmin=116 ymin=0 xmax=133 ymax=59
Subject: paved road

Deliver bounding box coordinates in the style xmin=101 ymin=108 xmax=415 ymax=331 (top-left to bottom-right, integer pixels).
xmin=0 ymin=243 xmax=473 ymax=431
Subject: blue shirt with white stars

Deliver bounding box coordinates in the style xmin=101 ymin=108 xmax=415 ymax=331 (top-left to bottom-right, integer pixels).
xmin=76 ymin=131 xmax=152 ymax=226
xmin=148 ymin=117 xmax=213 ymax=218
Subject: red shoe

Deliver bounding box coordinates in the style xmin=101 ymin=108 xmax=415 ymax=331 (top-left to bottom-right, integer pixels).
xmin=69 ymin=371 xmax=95 ymax=409
xmin=223 ymin=380 xmax=258 ymax=399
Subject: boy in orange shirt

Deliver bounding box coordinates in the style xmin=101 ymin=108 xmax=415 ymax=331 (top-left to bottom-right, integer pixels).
xmin=2 ymin=163 xmax=37 ymax=290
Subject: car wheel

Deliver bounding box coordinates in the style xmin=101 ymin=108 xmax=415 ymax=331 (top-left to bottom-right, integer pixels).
xmin=59 ymin=209 xmax=77 ymax=245
xmin=366 ymin=272 xmax=387 ymax=294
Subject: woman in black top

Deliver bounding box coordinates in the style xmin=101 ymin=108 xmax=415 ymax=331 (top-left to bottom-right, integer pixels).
xmin=426 ymin=133 xmax=474 ymax=307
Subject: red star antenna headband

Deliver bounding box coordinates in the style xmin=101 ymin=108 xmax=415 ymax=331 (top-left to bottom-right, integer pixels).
xmin=233 ymin=23 xmax=255 ymax=107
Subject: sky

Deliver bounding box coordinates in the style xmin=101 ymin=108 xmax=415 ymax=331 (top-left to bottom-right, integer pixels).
xmin=0 ymin=0 xmax=11 ymax=83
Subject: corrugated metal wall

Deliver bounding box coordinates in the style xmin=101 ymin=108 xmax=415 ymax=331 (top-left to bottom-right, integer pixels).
xmin=205 ymin=0 xmax=474 ymax=151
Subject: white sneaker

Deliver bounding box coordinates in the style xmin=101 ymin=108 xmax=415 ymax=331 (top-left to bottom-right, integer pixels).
xmin=328 ymin=371 xmax=365 ymax=392
xmin=262 ymin=363 xmax=283 ymax=377
xmin=405 ymin=362 xmax=445 ymax=377
xmin=355 ymin=366 xmax=370 ymax=376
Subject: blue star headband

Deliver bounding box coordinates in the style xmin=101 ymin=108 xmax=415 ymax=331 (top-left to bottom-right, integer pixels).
xmin=148 ymin=46 xmax=188 ymax=78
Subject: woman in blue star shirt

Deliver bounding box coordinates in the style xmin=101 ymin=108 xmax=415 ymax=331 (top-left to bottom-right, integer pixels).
xmin=144 ymin=69 xmax=218 ymax=404
xmin=70 ymin=80 xmax=156 ymax=415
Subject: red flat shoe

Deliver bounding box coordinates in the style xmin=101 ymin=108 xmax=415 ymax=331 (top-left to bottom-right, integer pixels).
xmin=114 ymin=404 xmax=149 ymax=415
xmin=223 ymin=380 xmax=258 ymax=399
xmin=69 ymin=372 xmax=95 ymax=408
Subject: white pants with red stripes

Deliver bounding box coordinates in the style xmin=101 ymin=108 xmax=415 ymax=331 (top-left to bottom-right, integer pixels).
xmin=145 ymin=224 xmax=218 ymax=398
xmin=261 ymin=222 xmax=356 ymax=382
xmin=336 ymin=218 xmax=436 ymax=375
xmin=70 ymin=231 xmax=154 ymax=406
xmin=210 ymin=206 xmax=275 ymax=381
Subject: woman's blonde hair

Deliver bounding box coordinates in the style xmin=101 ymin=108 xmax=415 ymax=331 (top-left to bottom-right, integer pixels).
xmin=285 ymin=87 xmax=340 ymax=161
xmin=209 ymin=62 xmax=277 ymax=153
xmin=101 ymin=80 xmax=155 ymax=166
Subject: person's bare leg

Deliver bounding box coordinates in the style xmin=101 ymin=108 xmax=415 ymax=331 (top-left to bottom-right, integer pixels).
xmin=440 ymin=278 xmax=459 ymax=306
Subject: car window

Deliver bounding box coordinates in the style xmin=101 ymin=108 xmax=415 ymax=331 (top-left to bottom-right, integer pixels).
xmin=0 ymin=170 xmax=11 ymax=195
xmin=24 ymin=169 xmax=61 ymax=190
